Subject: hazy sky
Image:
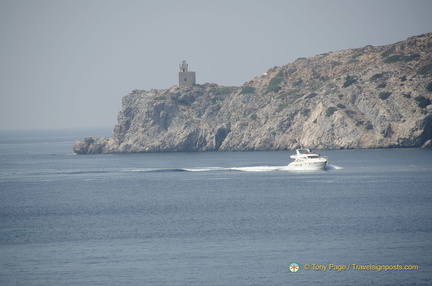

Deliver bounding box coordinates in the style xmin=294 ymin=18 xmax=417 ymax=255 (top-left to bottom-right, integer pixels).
xmin=1 ymin=0 xmax=431 ymax=130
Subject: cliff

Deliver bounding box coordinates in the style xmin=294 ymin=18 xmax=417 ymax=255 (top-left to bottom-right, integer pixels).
xmin=74 ymin=33 xmax=432 ymax=154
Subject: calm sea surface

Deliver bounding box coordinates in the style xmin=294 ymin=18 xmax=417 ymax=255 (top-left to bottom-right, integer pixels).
xmin=1 ymin=129 xmax=431 ymax=285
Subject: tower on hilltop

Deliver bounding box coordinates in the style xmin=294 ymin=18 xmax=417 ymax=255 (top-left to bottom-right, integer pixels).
xmin=179 ymin=60 xmax=196 ymax=87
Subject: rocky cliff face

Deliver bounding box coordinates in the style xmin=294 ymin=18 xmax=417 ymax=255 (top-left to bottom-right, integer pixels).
xmin=74 ymin=33 xmax=432 ymax=154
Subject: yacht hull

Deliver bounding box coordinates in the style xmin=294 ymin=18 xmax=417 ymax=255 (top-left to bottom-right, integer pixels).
xmin=287 ymin=159 xmax=327 ymax=171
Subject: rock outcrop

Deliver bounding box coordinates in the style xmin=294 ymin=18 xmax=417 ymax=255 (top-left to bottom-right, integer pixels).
xmin=74 ymin=33 xmax=432 ymax=154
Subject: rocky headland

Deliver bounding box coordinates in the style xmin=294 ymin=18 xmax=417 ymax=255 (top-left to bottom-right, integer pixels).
xmin=74 ymin=33 xmax=432 ymax=154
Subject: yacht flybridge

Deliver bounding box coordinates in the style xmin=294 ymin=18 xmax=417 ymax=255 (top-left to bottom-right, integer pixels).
xmin=287 ymin=149 xmax=328 ymax=170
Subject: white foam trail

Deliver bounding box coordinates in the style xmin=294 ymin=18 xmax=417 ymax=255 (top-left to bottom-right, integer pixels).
xmin=122 ymin=165 xmax=343 ymax=173
xmin=183 ymin=166 xmax=286 ymax=172
xmin=327 ymin=164 xmax=343 ymax=170
xmin=229 ymin=166 xmax=284 ymax=172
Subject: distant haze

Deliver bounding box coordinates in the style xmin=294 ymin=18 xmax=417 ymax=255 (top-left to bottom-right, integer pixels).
xmin=1 ymin=0 xmax=431 ymax=130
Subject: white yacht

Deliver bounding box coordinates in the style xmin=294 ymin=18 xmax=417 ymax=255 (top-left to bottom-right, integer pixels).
xmin=287 ymin=149 xmax=327 ymax=170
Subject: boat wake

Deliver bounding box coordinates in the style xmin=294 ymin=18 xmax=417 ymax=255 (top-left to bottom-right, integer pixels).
xmin=326 ymin=164 xmax=344 ymax=170
xmin=125 ymin=166 xmax=287 ymax=173
xmin=51 ymin=165 xmax=342 ymax=177
xmin=186 ymin=164 xmax=343 ymax=172
xmin=124 ymin=165 xmax=341 ymax=173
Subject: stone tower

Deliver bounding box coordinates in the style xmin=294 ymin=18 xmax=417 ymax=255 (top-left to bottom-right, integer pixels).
xmin=179 ymin=60 xmax=196 ymax=87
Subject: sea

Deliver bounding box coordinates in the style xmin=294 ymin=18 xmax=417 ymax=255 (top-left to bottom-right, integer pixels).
xmin=0 ymin=128 xmax=431 ymax=286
